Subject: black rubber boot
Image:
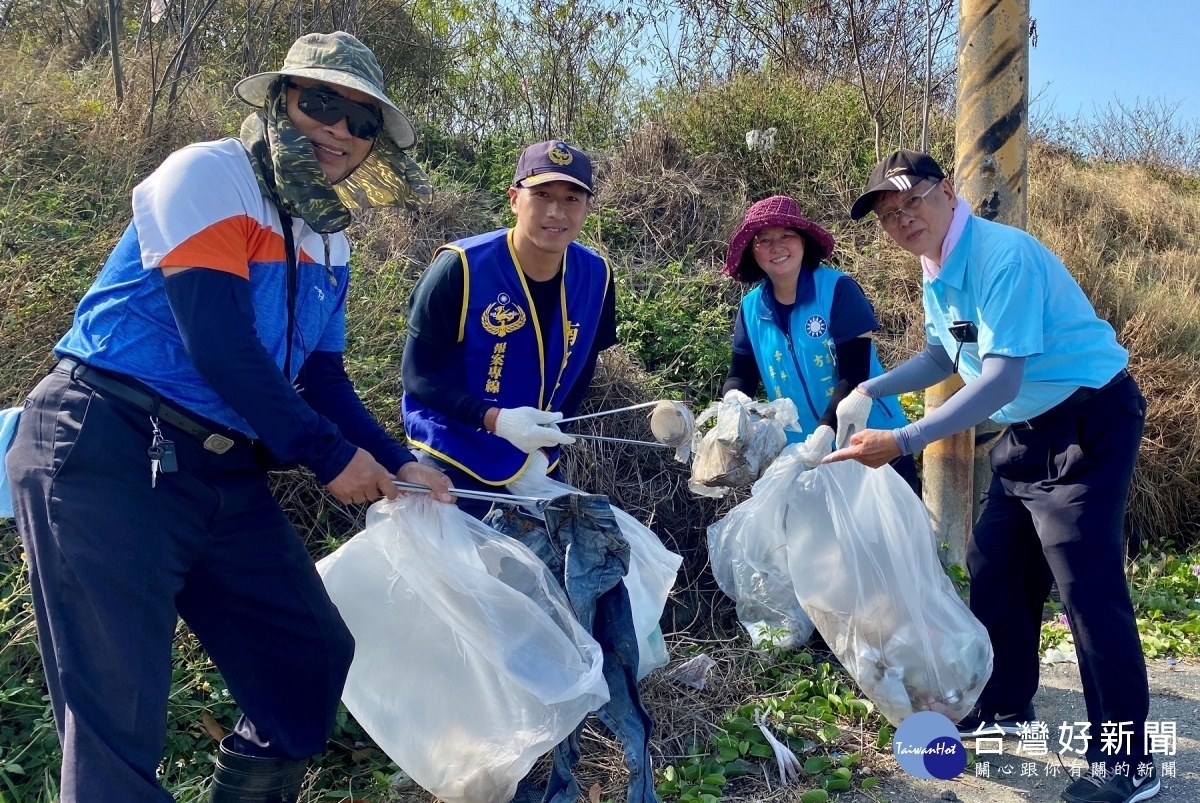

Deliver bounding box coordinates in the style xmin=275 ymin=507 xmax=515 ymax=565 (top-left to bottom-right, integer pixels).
xmin=208 ymin=735 xmax=308 ymax=803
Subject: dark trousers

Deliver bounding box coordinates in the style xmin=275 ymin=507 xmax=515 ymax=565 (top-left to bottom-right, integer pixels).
xmin=889 ymin=452 xmax=922 ymax=497
xmin=968 ymin=372 xmax=1148 ymax=766
xmin=6 ymin=371 xmax=354 ymax=802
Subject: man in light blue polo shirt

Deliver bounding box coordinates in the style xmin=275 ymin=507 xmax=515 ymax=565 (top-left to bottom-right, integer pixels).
xmin=825 ymin=151 xmax=1155 ymax=803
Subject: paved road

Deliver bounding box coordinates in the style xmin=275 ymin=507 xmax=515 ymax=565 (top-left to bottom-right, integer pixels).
xmin=852 ymin=658 xmax=1198 ymax=802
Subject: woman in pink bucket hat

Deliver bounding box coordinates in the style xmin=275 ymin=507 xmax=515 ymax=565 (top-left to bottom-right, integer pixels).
xmin=721 ymin=195 xmax=919 ymax=491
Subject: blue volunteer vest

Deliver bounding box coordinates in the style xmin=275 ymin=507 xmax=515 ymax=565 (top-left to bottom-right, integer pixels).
xmin=742 ymin=265 xmax=905 ymax=442
xmin=404 ymin=229 xmax=610 ymax=484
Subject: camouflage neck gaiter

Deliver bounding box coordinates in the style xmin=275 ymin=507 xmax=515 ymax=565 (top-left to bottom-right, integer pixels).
xmin=239 ymin=80 xmax=352 ymax=235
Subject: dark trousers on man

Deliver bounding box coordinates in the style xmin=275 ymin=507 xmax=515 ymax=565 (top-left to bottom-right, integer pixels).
xmin=6 ymin=370 xmax=354 ymax=802
xmin=968 ymin=372 xmax=1149 ymax=768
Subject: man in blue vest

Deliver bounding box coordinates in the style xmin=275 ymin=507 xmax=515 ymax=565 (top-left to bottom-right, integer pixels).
xmin=826 ymin=150 xmax=1156 ymax=803
xmin=402 ymin=140 xmax=617 ymax=516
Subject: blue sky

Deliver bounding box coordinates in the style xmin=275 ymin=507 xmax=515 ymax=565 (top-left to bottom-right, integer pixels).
xmin=1028 ymin=2 xmax=1199 ymax=123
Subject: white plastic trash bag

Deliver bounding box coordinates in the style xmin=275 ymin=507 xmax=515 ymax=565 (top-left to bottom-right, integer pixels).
xmin=317 ymin=496 xmax=609 ymax=803
xmin=508 ymin=471 xmax=682 ymax=680
xmin=688 ymin=395 xmax=799 ymax=497
xmin=706 ymin=444 xmax=815 ymax=648
xmin=784 ymin=459 xmax=993 ymax=726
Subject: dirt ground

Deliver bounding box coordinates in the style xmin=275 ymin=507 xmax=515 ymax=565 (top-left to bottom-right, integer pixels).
xmin=387 ymin=655 xmax=1195 ymax=803
xmin=847 ymin=658 xmax=1199 ymax=803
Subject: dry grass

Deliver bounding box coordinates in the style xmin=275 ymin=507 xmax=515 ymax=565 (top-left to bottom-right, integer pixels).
xmin=590 ymin=123 xmax=750 ymax=270
xmin=557 ymin=349 xmax=741 ymax=619
xmin=384 ymin=634 xmax=898 ymax=803
xmin=0 ymin=48 xmax=228 ymax=404
xmin=1028 ymin=142 xmax=1200 ymax=545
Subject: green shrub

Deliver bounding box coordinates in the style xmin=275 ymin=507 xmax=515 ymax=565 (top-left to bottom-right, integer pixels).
xmin=615 ymin=255 xmax=743 ymax=406
xmin=654 ymin=73 xmax=953 ymax=208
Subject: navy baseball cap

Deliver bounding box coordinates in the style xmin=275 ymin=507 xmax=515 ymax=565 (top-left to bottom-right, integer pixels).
xmin=512 ymin=140 xmax=593 ymax=194
xmin=850 ymin=150 xmax=947 ymax=220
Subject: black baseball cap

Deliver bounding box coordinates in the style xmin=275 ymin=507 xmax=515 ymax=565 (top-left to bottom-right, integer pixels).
xmin=512 ymin=140 xmax=593 ymax=194
xmin=850 ymin=150 xmax=947 ymax=220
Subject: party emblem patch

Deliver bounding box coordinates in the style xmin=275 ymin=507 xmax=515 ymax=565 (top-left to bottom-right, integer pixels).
xmin=482 ymin=292 xmax=527 ymax=337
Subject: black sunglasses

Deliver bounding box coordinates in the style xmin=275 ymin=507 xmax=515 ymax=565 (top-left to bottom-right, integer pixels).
xmin=287 ymin=81 xmax=383 ymax=141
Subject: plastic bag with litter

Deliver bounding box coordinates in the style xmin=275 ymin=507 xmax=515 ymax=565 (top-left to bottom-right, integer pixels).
xmin=688 ymin=395 xmax=799 ymax=497
xmin=316 ymin=496 xmax=609 ymax=803
xmin=784 ymin=458 xmax=993 ymax=725
xmin=508 ymin=471 xmax=682 ymax=680
xmin=706 ymin=443 xmax=815 ymax=648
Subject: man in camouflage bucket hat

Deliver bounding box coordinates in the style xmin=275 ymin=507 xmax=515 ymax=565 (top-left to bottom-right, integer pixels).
xmin=5 ymin=31 xmax=451 ymax=802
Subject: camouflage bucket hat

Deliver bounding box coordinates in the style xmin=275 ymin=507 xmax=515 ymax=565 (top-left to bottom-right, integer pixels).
xmin=235 ymin=30 xmax=416 ymax=150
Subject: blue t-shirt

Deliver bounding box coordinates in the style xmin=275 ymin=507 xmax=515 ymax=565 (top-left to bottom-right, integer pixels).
xmin=923 ymin=215 xmax=1127 ymax=423
xmin=55 ymin=139 xmax=350 ymax=437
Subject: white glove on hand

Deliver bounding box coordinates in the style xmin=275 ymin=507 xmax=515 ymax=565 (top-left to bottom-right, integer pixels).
xmin=834 ymin=389 xmax=874 ymax=450
xmin=797 ymin=424 xmax=835 ymax=468
xmin=723 ymin=388 xmax=752 ymax=405
xmin=494 ymin=407 xmax=575 ymax=454
xmin=524 ymin=449 xmax=551 ymax=478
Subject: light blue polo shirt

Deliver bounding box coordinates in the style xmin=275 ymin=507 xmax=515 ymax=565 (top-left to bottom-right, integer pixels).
xmin=923 ymin=215 xmax=1127 ymax=424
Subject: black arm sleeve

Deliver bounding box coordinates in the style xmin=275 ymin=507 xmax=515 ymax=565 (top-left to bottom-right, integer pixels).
xmin=162 ymin=269 xmax=358 ymax=484
xmin=296 ymin=350 xmax=414 ymax=474
xmin=401 ymin=250 xmax=492 ymax=428
xmin=722 ymin=307 xmax=763 ymax=397
xmin=817 ymin=336 xmax=873 ymax=428
xmin=402 ymin=334 xmax=491 ymax=428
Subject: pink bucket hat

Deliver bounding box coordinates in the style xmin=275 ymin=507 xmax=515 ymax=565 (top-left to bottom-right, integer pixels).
xmin=723 ymin=196 xmax=836 ymax=282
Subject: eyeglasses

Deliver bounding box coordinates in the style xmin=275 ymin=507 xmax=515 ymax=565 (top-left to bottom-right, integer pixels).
xmin=752 ymin=230 xmax=801 ymax=251
xmin=288 ymin=81 xmax=382 ymax=141
xmin=875 ymin=180 xmax=940 ymax=228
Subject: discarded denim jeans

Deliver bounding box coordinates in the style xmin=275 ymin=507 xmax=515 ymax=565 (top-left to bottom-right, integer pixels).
xmin=485 ymin=494 xmax=658 ymax=803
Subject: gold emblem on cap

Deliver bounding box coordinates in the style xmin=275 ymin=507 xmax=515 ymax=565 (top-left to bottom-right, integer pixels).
xmin=548 ymin=142 xmax=573 ymax=166
xmin=482 ymin=293 xmax=527 ymax=337
xmin=885 ymin=166 xmax=907 ymax=177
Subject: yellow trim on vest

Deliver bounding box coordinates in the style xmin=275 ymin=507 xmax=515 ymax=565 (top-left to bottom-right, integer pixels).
xmin=407 ymin=438 xmax=539 ymax=487
xmin=545 ymin=248 xmax=572 ymax=403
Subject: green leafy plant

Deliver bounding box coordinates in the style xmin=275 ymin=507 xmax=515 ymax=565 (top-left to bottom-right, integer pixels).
xmin=654 ymin=649 xmax=881 ymax=801
xmin=616 ymin=255 xmax=742 ymax=406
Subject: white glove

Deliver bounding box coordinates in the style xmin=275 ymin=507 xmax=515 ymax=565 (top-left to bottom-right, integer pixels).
xmin=494 ymin=407 xmax=575 ymax=454
xmin=834 ymin=388 xmax=874 ymax=450
xmin=524 ymin=449 xmax=551 ymax=478
xmin=723 ymin=388 xmax=752 ymax=405
xmin=797 ymin=424 xmax=835 ymax=468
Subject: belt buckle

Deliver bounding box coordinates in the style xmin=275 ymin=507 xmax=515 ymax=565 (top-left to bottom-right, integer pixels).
xmin=203 ymin=434 xmax=236 ymax=454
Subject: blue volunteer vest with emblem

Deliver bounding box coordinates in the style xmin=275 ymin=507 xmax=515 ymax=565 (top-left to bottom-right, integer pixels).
xmin=404 ymin=228 xmax=610 ymax=484
xmin=741 ymin=265 xmax=905 ymax=443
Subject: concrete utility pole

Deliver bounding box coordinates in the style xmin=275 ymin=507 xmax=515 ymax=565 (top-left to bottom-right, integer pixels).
xmin=927 ymin=0 xmax=1029 ymax=568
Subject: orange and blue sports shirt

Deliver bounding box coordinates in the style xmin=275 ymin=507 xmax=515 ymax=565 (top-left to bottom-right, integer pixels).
xmin=55 ymin=138 xmax=350 ymax=438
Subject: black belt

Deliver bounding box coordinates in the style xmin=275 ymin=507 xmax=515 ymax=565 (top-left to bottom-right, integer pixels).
xmin=55 ymin=357 xmax=245 ymax=454
xmin=1012 ymin=369 xmax=1131 ymax=431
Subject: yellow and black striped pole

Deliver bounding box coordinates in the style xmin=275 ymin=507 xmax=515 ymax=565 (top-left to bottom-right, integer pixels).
xmin=926 ymin=0 xmax=1029 ymax=568
xmin=956 ymin=0 xmax=1029 ymax=226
